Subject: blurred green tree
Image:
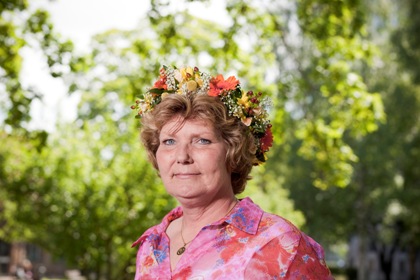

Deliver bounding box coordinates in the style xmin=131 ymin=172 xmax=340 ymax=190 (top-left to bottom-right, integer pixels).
xmin=0 ymin=0 xmax=75 ymax=131
xmin=279 ymin=0 xmax=420 ymax=278
xmin=0 ymin=2 xmax=175 ymax=278
xmin=3 ymin=0 xmax=411 ymax=279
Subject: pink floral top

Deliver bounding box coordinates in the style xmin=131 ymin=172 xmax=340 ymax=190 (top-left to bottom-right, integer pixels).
xmin=132 ymin=197 xmax=332 ymax=279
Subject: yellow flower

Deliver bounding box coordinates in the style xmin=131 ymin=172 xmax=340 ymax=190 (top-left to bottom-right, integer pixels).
xmin=195 ymin=73 xmax=203 ymax=87
xmin=237 ymin=91 xmax=250 ymax=108
xmin=162 ymin=92 xmax=169 ymax=99
xmin=187 ymin=80 xmax=198 ymax=91
xmin=181 ymin=67 xmax=194 ymax=80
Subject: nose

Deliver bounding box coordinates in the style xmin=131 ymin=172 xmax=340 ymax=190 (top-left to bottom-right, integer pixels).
xmin=176 ymin=143 xmax=193 ymax=164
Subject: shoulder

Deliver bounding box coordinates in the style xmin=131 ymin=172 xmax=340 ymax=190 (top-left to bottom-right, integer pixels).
xmin=245 ymin=213 xmax=332 ymax=278
xmin=260 ymin=211 xmax=301 ymax=235
xmin=258 ymin=211 xmax=326 ymax=259
xmin=245 ymin=210 xmax=332 ymax=278
xmin=233 ymin=197 xmax=302 ymax=240
xmin=237 ymin=197 xmax=318 ymax=250
xmin=252 ymin=212 xmax=303 ymax=255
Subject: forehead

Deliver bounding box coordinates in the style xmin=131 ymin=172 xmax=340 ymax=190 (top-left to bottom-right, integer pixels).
xmin=160 ymin=116 xmax=216 ymax=135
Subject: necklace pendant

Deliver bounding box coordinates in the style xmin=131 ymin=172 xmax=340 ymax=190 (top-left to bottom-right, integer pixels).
xmin=177 ymin=246 xmax=186 ymax=255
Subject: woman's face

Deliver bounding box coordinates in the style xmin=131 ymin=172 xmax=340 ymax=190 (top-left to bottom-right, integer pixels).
xmin=156 ymin=117 xmax=233 ymax=202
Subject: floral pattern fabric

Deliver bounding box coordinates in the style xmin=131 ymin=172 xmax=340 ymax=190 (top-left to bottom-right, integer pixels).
xmin=132 ymin=197 xmax=333 ymax=279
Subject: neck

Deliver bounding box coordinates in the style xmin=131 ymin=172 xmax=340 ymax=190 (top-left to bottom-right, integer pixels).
xmin=180 ymin=196 xmax=238 ymax=237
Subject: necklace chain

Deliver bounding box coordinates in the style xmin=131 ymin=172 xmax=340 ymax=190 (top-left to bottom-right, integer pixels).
xmin=176 ymin=199 xmax=239 ymax=256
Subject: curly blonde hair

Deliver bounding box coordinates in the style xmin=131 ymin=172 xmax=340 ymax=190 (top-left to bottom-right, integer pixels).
xmin=140 ymin=93 xmax=256 ymax=194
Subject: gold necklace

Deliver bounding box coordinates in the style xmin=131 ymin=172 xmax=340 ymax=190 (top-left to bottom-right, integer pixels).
xmin=176 ymin=229 xmax=192 ymax=255
xmin=176 ymin=199 xmax=239 ymax=256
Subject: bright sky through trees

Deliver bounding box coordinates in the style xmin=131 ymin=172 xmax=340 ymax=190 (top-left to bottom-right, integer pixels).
xmin=24 ymin=0 xmax=149 ymax=131
xmin=24 ymin=0 xmax=229 ymax=131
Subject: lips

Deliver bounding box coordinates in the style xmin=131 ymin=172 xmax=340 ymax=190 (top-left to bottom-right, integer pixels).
xmin=173 ymin=172 xmax=200 ymax=179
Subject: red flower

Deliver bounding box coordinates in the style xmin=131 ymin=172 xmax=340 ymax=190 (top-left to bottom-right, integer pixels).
xmin=260 ymin=127 xmax=273 ymax=152
xmin=209 ymin=74 xmax=239 ymax=96
xmin=153 ymin=72 xmax=167 ymax=90
xmin=153 ymin=77 xmax=167 ymax=90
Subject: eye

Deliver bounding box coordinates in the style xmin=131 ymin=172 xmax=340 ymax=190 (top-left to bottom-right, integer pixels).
xmin=197 ymin=138 xmax=211 ymax=144
xmin=162 ymin=139 xmax=175 ymax=145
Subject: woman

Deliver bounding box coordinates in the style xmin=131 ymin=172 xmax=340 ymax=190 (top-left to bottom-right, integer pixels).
xmin=131 ymin=66 xmax=332 ymax=279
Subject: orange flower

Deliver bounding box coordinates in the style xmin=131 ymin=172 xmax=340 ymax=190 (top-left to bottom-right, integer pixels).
xmin=223 ymin=76 xmax=239 ymax=89
xmin=260 ymin=127 xmax=273 ymax=152
xmin=209 ymin=74 xmax=239 ymax=96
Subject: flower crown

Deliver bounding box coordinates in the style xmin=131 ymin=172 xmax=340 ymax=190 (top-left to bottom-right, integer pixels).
xmin=131 ymin=65 xmax=273 ymax=164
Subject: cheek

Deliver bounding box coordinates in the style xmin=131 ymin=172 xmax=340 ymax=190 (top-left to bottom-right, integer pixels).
xmin=155 ymin=149 xmax=165 ymax=169
xmin=156 ymin=149 xmax=175 ymax=171
xmin=209 ymin=151 xmax=229 ymax=171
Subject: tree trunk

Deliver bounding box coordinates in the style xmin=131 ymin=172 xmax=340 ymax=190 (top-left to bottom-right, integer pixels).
xmin=357 ymin=234 xmax=367 ymax=280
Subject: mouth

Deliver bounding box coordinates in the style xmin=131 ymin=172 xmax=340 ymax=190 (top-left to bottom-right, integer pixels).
xmin=173 ymin=173 xmax=200 ymax=179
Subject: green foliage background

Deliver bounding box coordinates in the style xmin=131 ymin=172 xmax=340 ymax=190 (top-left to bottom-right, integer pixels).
xmin=1 ymin=0 xmax=419 ymax=279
